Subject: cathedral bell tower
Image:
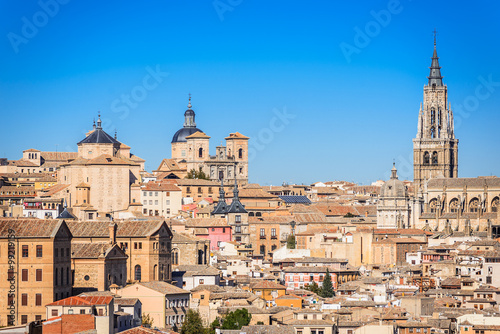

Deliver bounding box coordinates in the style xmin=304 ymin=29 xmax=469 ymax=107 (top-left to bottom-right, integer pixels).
xmin=413 ymin=33 xmax=459 ymax=193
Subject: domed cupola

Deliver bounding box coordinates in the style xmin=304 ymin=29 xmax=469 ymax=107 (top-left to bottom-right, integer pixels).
xmin=380 ymin=163 xmax=407 ymax=198
xmin=171 ymin=95 xmax=203 ymax=143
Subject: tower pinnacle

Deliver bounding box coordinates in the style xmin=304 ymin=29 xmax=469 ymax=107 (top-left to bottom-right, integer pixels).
xmin=428 ymin=30 xmax=443 ymax=87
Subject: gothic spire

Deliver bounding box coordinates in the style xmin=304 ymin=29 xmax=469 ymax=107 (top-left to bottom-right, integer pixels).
xmin=428 ymin=30 xmax=443 ymax=87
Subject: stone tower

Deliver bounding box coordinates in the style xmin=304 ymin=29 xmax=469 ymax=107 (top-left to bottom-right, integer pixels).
xmin=413 ymin=36 xmax=458 ymax=193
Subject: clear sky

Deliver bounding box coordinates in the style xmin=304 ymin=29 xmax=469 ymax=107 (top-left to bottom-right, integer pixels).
xmin=1 ymin=1 xmax=499 ymax=185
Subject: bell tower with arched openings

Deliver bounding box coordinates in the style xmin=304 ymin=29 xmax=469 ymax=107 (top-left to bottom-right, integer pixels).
xmin=413 ymin=32 xmax=459 ymax=193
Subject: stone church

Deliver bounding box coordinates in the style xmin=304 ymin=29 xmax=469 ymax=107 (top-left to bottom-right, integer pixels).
xmin=409 ymin=37 xmax=499 ymax=234
xmin=156 ymin=96 xmax=250 ymax=185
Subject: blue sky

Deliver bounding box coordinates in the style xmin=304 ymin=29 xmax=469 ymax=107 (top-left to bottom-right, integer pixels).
xmin=1 ymin=0 xmax=499 ymax=185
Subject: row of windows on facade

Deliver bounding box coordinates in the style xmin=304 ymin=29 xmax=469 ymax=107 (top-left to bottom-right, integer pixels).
xmin=259 ymin=244 xmax=278 ymax=255
xmin=166 ymin=298 xmax=189 ymax=308
xmin=19 ymin=168 xmax=55 ymax=173
xmin=119 ymin=242 xmax=145 ymax=250
xmin=167 ymin=314 xmax=185 ymax=325
xmin=260 ymin=228 xmax=277 ymax=238
xmin=8 ymin=267 xmax=70 ymax=286
xmin=16 ymin=245 xmax=70 ymax=258
xmin=133 ymin=264 xmax=168 ymax=281
xmin=429 ymin=197 xmax=499 ymax=213
xmin=187 ymin=147 xmax=244 ymax=159
xmin=143 ymin=200 xmax=171 ymax=206
xmin=50 ymin=307 xmax=106 ymax=317
xmin=143 ymin=191 xmax=172 ymax=197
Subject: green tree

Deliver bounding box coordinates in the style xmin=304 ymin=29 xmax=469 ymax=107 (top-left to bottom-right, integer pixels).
xmin=181 ymin=309 xmax=205 ymax=334
xmin=286 ymin=235 xmax=296 ymax=249
xmin=221 ymin=308 xmax=251 ymax=330
xmin=320 ymin=269 xmax=334 ymax=298
xmin=208 ymin=318 xmax=221 ymax=334
xmin=186 ymin=168 xmax=210 ymax=180
xmin=304 ymin=281 xmax=321 ymax=294
xmin=142 ymin=313 xmax=154 ymax=328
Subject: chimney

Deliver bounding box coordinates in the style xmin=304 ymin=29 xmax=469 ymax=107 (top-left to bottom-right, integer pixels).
xmin=109 ymin=222 xmax=117 ymax=244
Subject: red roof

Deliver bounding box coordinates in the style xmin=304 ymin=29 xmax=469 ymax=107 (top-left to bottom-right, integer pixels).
xmin=46 ymin=295 xmax=113 ymax=306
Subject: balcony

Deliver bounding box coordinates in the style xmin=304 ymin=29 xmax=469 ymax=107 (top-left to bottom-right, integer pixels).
xmin=260 ymin=235 xmax=266 ymax=239
xmin=271 ymin=235 xmax=277 ymax=240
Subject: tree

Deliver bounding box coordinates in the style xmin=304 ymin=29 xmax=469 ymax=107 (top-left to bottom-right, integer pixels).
xmin=320 ymin=269 xmax=334 ymax=298
xmin=142 ymin=313 xmax=154 ymax=328
xmin=181 ymin=309 xmax=205 ymax=334
xmin=186 ymin=168 xmax=210 ymax=180
xmin=286 ymin=234 xmax=295 ymax=249
xmin=221 ymin=308 xmax=251 ymax=330
xmin=208 ymin=318 xmax=221 ymax=334
xmin=304 ymin=281 xmax=321 ymax=294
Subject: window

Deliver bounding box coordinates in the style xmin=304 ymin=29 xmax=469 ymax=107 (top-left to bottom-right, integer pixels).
xmin=201 ymin=294 xmax=205 ymax=300
xmin=235 ymin=215 xmax=241 ymax=223
xmin=271 ymin=228 xmax=276 ymax=237
xmin=22 ymin=294 xmax=28 ymax=306
xmin=235 ymin=226 xmax=241 ymax=233
xmin=238 ymin=148 xmax=243 ymax=159
xmin=36 ymin=245 xmax=42 ymax=257
xmin=432 ymin=151 xmax=438 ymax=165
xmin=36 ymin=269 xmax=42 ymax=281
xmin=138 ymin=242 xmax=142 ymax=249
xmin=36 ymin=294 xmax=42 ymax=306
xmin=22 ymin=269 xmax=28 ymax=281
xmin=52 ymin=309 xmax=58 ymax=317
xmin=198 ymin=187 xmax=202 ymax=194
xmin=260 ymin=228 xmax=265 ymax=238
xmin=55 ymin=248 xmax=58 ymax=257
xmin=155 ymin=200 xmax=158 ymax=205
xmin=199 ymin=279 xmax=204 ymax=284
xmin=135 ymin=265 xmax=141 ymax=281
xmin=260 ymin=245 xmax=265 ymax=255
xmin=99 ymin=309 xmax=104 ymax=316
xmin=21 ymin=315 xmax=28 ymax=324
xmin=22 ymin=245 xmax=28 ymax=257
xmin=155 ymin=192 xmax=158 ymax=196
xmin=80 ymin=309 xmax=86 ymax=314
xmin=469 ymin=198 xmax=480 ymax=213
xmin=423 ymin=151 xmax=430 ymax=165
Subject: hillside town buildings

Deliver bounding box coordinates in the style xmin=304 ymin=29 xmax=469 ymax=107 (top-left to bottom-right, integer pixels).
xmin=0 ymin=38 xmax=499 ymax=334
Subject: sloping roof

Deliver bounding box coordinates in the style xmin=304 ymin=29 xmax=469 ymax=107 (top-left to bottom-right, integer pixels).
xmin=185 ymin=131 xmax=210 ymax=139
xmin=142 ymin=182 xmax=181 ymax=192
xmin=67 ymin=220 xmax=167 ymax=238
xmin=175 ymin=264 xmax=220 ymax=276
xmin=225 ymin=132 xmax=249 ymax=139
xmin=279 ymin=195 xmax=311 ymax=204
xmin=72 ymin=242 xmax=125 ymax=259
xmin=0 ymin=218 xmax=70 ymax=238
xmin=46 ymin=295 xmax=113 ymax=306
xmin=250 ymin=280 xmax=286 ymax=290
xmin=139 ymin=281 xmax=189 ymax=295
xmin=78 ymin=127 xmax=120 ymax=145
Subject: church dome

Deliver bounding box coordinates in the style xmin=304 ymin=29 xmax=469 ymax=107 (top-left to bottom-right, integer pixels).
xmin=172 ymin=127 xmax=203 ymax=143
xmin=171 ymin=95 xmax=203 ymax=143
xmin=380 ymin=164 xmax=407 ymax=198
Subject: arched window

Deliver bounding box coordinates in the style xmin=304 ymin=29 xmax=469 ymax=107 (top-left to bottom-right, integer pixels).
xmin=431 ymin=127 xmax=436 ymax=138
xmin=429 ymin=198 xmax=439 ymax=213
xmin=260 ymin=245 xmax=266 ymax=255
xmin=469 ymin=198 xmax=480 ymax=213
xmin=492 ymin=197 xmax=499 ymax=213
xmin=449 ymin=198 xmax=459 ymax=213
xmin=256 ymin=212 xmax=262 ymax=217
xmin=249 ymin=212 xmax=255 ymax=217
xmin=172 ymin=249 xmax=179 ymax=265
xmin=153 ymin=265 xmax=157 ymax=281
xmin=238 ymin=148 xmax=243 ymax=159
xmin=423 ymin=152 xmax=430 ymax=165
xmin=198 ymin=249 xmax=204 ymax=265
xmin=432 ymin=152 xmax=438 ymax=165
xmin=431 ymin=108 xmax=435 ymax=124
xmin=134 ymin=265 xmax=141 ymax=281
xmin=198 ymin=147 xmax=203 ymax=158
